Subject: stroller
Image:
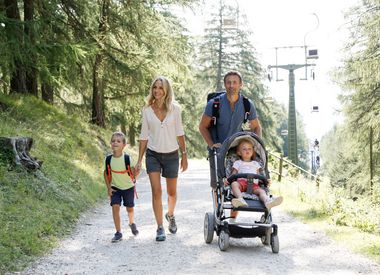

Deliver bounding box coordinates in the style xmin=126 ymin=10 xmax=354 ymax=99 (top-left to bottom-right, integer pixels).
xmin=203 ymin=131 xmax=280 ymax=252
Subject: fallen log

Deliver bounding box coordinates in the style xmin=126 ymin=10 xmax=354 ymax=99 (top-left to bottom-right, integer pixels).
xmin=0 ymin=137 xmax=43 ymax=171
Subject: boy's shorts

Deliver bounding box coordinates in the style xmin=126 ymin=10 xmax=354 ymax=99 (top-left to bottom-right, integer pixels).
xmin=110 ymin=186 xmax=135 ymax=207
xmin=237 ymin=178 xmax=259 ymax=192
xmin=145 ymin=149 xmax=179 ymax=178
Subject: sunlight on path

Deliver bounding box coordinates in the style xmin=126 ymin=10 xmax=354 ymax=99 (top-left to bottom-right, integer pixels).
xmin=22 ymin=159 xmax=380 ymax=275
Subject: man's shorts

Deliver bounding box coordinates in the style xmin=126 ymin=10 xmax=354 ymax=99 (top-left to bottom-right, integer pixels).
xmin=145 ymin=149 xmax=179 ymax=178
xmin=236 ymin=178 xmax=259 ymax=192
xmin=110 ymin=186 xmax=135 ymax=207
xmin=208 ymin=149 xmax=219 ymax=189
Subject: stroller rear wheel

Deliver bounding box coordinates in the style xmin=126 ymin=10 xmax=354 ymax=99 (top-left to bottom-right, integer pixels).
xmin=218 ymin=230 xmax=230 ymax=251
xmin=261 ymin=228 xmax=271 ymax=245
xmin=204 ymin=212 xmax=215 ymax=244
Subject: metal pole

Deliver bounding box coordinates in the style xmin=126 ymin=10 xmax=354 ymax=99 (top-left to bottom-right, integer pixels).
xmin=288 ymin=68 xmax=298 ymax=165
xmin=268 ymin=63 xmax=314 ymax=165
xmin=216 ymin=0 xmax=223 ymax=91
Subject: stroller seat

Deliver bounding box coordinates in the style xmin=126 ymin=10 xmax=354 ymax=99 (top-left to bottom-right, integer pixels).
xmin=223 ymin=144 xmax=269 ymax=212
xmin=204 ymin=131 xmax=279 ymax=253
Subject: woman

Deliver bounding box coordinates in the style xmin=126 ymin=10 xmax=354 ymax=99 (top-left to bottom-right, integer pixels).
xmin=135 ymin=76 xmax=188 ymax=241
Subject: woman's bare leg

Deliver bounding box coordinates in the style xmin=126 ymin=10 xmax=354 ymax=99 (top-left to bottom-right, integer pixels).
xmin=166 ymin=178 xmax=177 ymax=216
xmin=149 ymin=172 xmax=163 ymax=226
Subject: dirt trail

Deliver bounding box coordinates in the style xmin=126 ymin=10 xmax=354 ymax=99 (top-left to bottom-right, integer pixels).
xmin=21 ymin=159 xmax=380 ymax=274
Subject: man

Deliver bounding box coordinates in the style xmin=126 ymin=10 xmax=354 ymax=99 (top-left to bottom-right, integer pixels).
xmin=198 ymin=70 xmax=262 ymax=220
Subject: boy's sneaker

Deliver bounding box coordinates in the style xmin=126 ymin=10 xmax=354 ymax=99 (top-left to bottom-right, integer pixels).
xmin=265 ymin=196 xmax=284 ymax=210
xmin=111 ymin=231 xmax=122 ymax=243
xmin=156 ymin=226 xmax=166 ymax=241
xmin=165 ymin=213 xmax=177 ymax=234
xmin=129 ymin=223 xmax=139 ymax=236
xmin=232 ymin=197 xmax=248 ymax=208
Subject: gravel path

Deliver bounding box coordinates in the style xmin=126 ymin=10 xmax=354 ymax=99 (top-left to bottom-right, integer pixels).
xmin=21 ymin=159 xmax=380 ymax=275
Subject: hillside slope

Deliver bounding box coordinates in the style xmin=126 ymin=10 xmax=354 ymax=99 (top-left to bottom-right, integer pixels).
xmin=0 ymin=94 xmax=125 ymax=273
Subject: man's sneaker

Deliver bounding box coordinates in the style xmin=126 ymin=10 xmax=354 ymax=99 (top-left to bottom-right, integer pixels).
xmin=265 ymin=196 xmax=284 ymax=210
xmin=232 ymin=197 xmax=248 ymax=208
xmin=129 ymin=223 xmax=139 ymax=236
xmin=156 ymin=226 xmax=166 ymax=241
xmin=165 ymin=213 xmax=177 ymax=234
xmin=111 ymin=231 xmax=122 ymax=242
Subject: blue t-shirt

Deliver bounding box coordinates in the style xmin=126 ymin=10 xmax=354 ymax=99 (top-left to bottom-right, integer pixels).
xmin=204 ymin=92 xmax=258 ymax=145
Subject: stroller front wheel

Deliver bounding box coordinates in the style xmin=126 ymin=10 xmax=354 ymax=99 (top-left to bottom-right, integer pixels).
xmin=204 ymin=212 xmax=215 ymax=244
xmin=271 ymin=234 xmax=280 ymax=253
xmin=218 ymin=230 xmax=230 ymax=251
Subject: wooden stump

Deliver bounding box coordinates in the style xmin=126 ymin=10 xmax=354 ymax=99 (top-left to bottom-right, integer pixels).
xmin=0 ymin=137 xmax=43 ymax=171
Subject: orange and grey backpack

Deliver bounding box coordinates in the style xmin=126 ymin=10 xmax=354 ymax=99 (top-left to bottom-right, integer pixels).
xmin=104 ymin=154 xmax=138 ymax=198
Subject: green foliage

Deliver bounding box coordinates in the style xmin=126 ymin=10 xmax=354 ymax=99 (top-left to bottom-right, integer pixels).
xmin=275 ymin=174 xmax=380 ymax=235
xmin=193 ymin=1 xmax=287 ymax=152
xmin=324 ymin=0 xmax=380 ymax=196
xmin=0 ymin=94 xmax=109 ymax=273
xmin=272 ymin=175 xmax=380 ymax=262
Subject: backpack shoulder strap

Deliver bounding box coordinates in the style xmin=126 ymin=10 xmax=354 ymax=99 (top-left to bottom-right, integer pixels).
xmin=242 ymin=96 xmax=251 ymax=123
xmin=123 ymin=154 xmax=130 ymax=168
xmin=211 ymin=96 xmax=220 ymax=125
xmin=104 ymin=154 xmax=113 ymax=181
xmin=124 ymin=154 xmax=135 ymax=183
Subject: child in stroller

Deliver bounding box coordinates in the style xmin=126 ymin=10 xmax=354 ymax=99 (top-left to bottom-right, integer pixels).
xmin=230 ymin=138 xmax=283 ymax=210
xmin=204 ymin=131 xmax=281 ymax=252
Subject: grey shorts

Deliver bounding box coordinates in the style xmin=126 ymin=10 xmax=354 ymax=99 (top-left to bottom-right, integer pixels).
xmin=208 ymin=149 xmax=218 ymax=189
xmin=145 ymin=149 xmax=179 ymax=178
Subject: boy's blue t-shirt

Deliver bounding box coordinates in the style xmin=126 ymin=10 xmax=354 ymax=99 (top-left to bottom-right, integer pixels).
xmin=204 ymin=92 xmax=258 ymax=145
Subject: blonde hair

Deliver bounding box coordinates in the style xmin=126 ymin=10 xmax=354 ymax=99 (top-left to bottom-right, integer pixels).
xmin=237 ymin=138 xmax=256 ymax=159
xmin=145 ymin=76 xmax=174 ymax=112
xmin=111 ymin=131 xmax=126 ymax=144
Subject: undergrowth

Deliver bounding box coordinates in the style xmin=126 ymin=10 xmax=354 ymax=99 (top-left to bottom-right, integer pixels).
xmin=0 ymin=94 xmax=116 ymax=273
xmin=270 ymin=174 xmax=380 ymax=263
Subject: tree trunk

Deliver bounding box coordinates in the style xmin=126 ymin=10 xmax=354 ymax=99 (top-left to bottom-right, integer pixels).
xmin=24 ymin=0 xmax=38 ymax=97
xmin=91 ymin=54 xmax=106 ymax=127
xmin=128 ymin=123 xmax=136 ymax=147
xmin=120 ymin=119 xmax=127 ymax=135
xmin=90 ymin=0 xmax=110 ymax=128
xmin=0 ymin=137 xmax=42 ymax=171
xmin=41 ymin=83 xmax=54 ymax=104
xmin=4 ymin=0 xmax=27 ymax=94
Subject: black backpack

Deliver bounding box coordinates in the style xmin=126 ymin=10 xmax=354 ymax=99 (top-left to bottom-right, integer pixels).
xmin=207 ymin=91 xmax=251 ymax=127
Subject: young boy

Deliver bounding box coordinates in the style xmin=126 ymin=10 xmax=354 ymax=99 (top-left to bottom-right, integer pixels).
xmin=230 ymin=138 xmax=283 ymax=210
xmin=104 ymin=131 xmax=138 ymax=242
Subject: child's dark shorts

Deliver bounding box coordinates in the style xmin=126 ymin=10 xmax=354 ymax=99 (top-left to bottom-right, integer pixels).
xmin=110 ymin=186 xmax=135 ymax=207
xmin=145 ymin=148 xmax=179 ymax=178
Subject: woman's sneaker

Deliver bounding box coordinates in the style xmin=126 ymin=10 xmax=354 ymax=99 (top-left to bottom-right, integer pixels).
xmin=165 ymin=213 xmax=177 ymax=234
xmin=156 ymin=226 xmax=166 ymax=241
xmin=129 ymin=223 xmax=139 ymax=236
xmin=265 ymin=196 xmax=284 ymax=210
xmin=232 ymin=197 xmax=248 ymax=208
xmin=111 ymin=231 xmax=122 ymax=242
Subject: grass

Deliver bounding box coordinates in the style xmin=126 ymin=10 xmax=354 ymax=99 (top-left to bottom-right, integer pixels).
xmin=0 ymin=93 xmax=118 ymax=273
xmin=270 ymin=175 xmax=380 ymax=263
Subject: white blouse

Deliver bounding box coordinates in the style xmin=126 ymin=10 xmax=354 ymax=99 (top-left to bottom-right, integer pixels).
xmin=139 ymin=104 xmax=185 ymax=153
